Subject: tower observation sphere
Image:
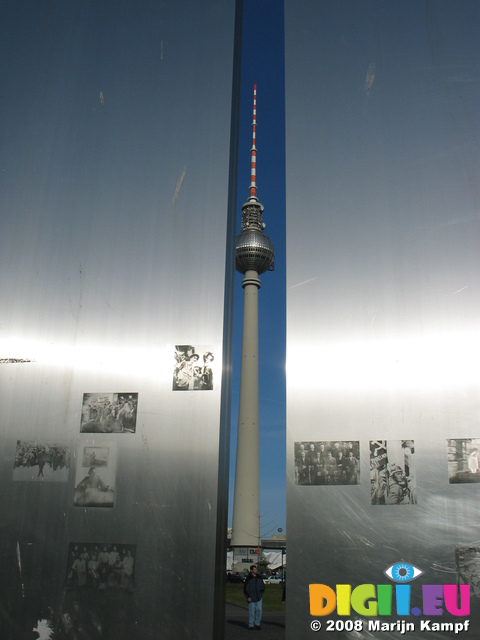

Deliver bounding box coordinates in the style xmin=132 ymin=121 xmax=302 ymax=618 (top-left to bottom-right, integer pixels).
xmin=235 ymin=198 xmax=275 ymax=274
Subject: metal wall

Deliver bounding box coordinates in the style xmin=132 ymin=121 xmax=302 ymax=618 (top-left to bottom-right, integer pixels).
xmin=285 ymin=1 xmax=480 ymax=638
xmin=0 ymin=1 xmax=239 ymax=638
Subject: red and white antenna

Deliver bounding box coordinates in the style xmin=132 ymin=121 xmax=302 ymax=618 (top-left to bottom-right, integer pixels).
xmin=249 ymin=83 xmax=258 ymax=200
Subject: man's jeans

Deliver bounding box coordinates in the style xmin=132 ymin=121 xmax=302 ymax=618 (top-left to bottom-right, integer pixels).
xmin=248 ymin=599 xmax=262 ymax=628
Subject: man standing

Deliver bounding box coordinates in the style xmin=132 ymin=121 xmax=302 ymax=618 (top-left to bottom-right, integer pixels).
xmin=244 ymin=564 xmax=265 ymax=630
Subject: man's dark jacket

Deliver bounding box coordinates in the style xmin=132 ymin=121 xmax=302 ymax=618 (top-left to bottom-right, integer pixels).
xmin=244 ymin=573 xmax=265 ymax=603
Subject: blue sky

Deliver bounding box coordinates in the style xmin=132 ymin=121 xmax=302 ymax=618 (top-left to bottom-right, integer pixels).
xmin=228 ymin=0 xmax=287 ymax=536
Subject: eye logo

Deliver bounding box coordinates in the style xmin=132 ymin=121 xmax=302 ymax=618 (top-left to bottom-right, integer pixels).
xmin=384 ymin=561 xmax=423 ymax=583
xmin=310 ymin=560 xmax=470 ymax=619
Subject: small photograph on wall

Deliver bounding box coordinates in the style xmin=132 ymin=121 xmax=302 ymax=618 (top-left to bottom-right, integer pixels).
xmin=456 ymin=546 xmax=480 ymax=596
xmin=82 ymin=446 xmax=109 ymax=467
xmin=73 ymin=444 xmax=116 ymax=507
xmin=294 ymin=441 xmax=360 ymax=485
xmin=13 ymin=440 xmax=71 ymax=482
xmin=447 ymin=438 xmax=480 ymax=483
xmin=370 ymin=440 xmax=417 ymax=505
xmin=66 ymin=542 xmax=135 ymax=591
xmin=172 ymin=344 xmax=215 ymax=391
xmin=80 ymin=392 xmax=138 ymax=433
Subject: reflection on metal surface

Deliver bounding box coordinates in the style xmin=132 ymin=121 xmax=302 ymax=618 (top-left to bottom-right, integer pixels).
xmin=0 ymin=337 xmax=173 ymax=378
xmin=286 ymin=1 xmax=480 ymax=637
xmin=172 ymin=165 xmax=186 ymax=203
xmin=0 ymin=0 xmax=238 ymax=635
xmin=288 ymin=329 xmax=480 ymax=391
xmin=364 ymin=62 xmax=375 ymax=93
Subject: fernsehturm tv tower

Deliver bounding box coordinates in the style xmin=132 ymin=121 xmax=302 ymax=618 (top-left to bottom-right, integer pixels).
xmin=231 ymin=85 xmax=274 ymax=548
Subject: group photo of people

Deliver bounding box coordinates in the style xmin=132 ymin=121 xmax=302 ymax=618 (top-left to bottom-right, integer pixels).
xmin=172 ymin=345 xmax=215 ymax=391
xmin=370 ymin=439 xmax=417 ymax=505
xmin=294 ymin=441 xmax=360 ymax=485
xmin=80 ymin=392 xmax=138 ymax=434
xmin=66 ymin=543 xmax=135 ymax=591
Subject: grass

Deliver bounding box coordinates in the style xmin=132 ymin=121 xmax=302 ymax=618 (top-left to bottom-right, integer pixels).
xmin=226 ymin=583 xmax=285 ymax=612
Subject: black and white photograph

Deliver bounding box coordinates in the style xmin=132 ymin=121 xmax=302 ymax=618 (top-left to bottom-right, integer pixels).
xmin=66 ymin=542 xmax=136 ymax=591
xmin=73 ymin=444 xmax=117 ymax=507
xmin=82 ymin=446 xmax=109 ymax=467
xmin=456 ymin=546 xmax=480 ymax=597
xmin=370 ymin=439 xmax=417 ymax=505
xmin=294 ymin=441 xmax=360 ymax=485
xmin=80 ymin=392 xmax=138 ymax=433
xmin=13 ymin=440 xmax=70 ymax=482
xmin=447 ymin=438 xmax=480 ymax=483
xmin=172 ymin=345 xmax=215 ymax=391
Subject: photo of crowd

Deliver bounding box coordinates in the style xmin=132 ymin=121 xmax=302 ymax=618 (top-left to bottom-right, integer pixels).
xmin=173 ymin=345 xmax=215 ymax=391
xmin=66 ymin=543 xmax=135 ymax=591
xmin=370 ymin=439 xmax=417 ymax=505
xmin=456 ymin=546 xmax=480 ymax=597
xmin=447 ymin=438 xmax=480 ymax=483
xmin=13 ymin=440 xmax=70 ymax=482
xmin=80 ymin=393 xmax=138 ymax=433
xmin=294 ymin=441 xmax=360 ymax=485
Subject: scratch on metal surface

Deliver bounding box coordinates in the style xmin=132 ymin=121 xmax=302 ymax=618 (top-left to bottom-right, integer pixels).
xmin=289 ymin=276 xmax=318 ymax=290
xmin=99 ymin=91 xmax=105 ymax=107
xmin=431 ymin=561 xmax=456 ymax=574
xmin=84 ymin=508 xmax=90 ymax=537
xmin=16 ymin=541 xmax=25 ymax=597
xmin=365 ymin=62 xmax=375 ymax=93
xmin=367 ymin=303 xmax=378 ymax=326
xmin=160 ymin=40 xmax=164 ymax=60
xmin=358 ymin=535 xmax=375 ymax=548
xmin=453 ymin=286 xmax=468 ymax=295
xmin=172 ymin=166 xmax=186 ymax=204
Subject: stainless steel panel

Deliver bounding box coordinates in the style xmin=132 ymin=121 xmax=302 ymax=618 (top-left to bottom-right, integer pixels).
xmin=0 ymin=1 xmax=239 ymax=637
xmin=285 ymin=1 xmax=480 ymax=637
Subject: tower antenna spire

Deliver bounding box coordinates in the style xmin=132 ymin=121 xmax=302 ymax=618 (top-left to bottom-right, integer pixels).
xmin=249 ymin=83 xmax=258 ymax=200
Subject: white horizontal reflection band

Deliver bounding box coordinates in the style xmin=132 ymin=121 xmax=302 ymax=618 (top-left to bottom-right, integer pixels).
xmin=287 ymin=329 xmax=480 ymax=392
xmin=0 ymin=336 xmax=173 ymax=380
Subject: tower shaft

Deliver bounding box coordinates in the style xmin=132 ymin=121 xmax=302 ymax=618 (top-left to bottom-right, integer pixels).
xmin=231 ymin=270 xmax=261 ymax=547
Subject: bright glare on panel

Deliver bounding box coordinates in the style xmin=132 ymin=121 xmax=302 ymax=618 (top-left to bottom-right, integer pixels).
xmin=0 ymin=336 xmax=173 ymax=382
xmin=287 ymin=329 xmax=480 ymax=392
